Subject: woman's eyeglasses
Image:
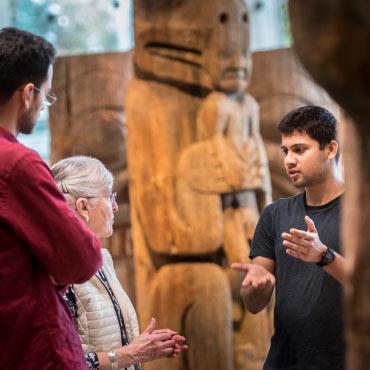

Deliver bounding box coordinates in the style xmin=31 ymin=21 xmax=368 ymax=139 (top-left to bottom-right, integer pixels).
xmin=85 ymin=192 xmax=117 ymax=204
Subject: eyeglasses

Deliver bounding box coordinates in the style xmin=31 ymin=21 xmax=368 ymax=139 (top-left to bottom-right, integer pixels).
xmin=106 ymin=192 xmax=117 ymax=203
xmin=34 ymin=86 xmax=57 ymax=107
xmin=85 ymin=192 xmax=117 ymax=204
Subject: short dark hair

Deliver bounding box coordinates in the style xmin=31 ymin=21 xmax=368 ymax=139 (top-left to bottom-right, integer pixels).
xmin=277 ymin=106 xmax=337 ymax=149
xmin=0 ymin=27 xmax=56 ymax=104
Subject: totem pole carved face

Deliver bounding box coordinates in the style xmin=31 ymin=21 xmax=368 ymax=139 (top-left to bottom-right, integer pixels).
xmin=134 ymin=0 xmax=251 ymax=95
xmin=202 ymin=1 xmax=251 ymax=95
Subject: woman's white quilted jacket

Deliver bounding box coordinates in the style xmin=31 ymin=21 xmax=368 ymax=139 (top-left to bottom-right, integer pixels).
xmin=73 ymin=248 xmax=139 ymax=370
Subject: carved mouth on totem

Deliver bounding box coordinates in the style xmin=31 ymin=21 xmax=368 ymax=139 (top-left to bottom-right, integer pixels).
xmin=221 ymin=68 xmax=248 ymax=81
xmin=145 ymin=41 xmax=202 ymax=67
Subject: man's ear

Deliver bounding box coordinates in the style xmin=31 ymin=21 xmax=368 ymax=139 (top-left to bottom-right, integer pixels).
xmin=327 ymin=140 xmax=339 ymax=160
xmin=20 ymin=83 xmax=35 ymax=110
xmin=75 ymin=198 xmax=90 ymax=223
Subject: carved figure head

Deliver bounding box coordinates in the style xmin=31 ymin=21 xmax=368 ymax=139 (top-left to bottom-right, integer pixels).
xmin=134 ymin=0 xmax=251 ymax=95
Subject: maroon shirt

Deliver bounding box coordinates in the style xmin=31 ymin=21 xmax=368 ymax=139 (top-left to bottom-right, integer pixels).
xmin=0 ymin=127 xmax=102 ymax=369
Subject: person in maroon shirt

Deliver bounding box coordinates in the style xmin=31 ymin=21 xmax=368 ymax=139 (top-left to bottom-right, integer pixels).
xmin=0 ymin=28 xmax=102 ymax=369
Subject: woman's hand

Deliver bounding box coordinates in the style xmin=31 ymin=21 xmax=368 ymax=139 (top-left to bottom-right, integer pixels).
xmin=151 ymin=328 xmax=188 ymax=358
xmin=117 ymin=318 xmax=188 ymax=366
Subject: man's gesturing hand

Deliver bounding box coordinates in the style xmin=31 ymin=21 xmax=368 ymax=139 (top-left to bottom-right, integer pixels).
xmin=231 ymin=263 xmax=275 ymax=290
xmin=282 ymin=215 xmax=327 ymax=263
xmin=231 ymin=260 xmax=275 ymax=313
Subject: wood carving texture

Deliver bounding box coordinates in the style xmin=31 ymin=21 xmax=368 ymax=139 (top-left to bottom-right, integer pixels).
xmin=127 ymin=1 xmax=272 ymax=369
xmin=289 ymin=1 xmax=370 ymax=369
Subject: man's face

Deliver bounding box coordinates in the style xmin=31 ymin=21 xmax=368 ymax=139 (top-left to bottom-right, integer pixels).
xmin=18 ymin=65 xmax=53 ymax=134
xmin=281 ymin=131 xmax=330 ymax=188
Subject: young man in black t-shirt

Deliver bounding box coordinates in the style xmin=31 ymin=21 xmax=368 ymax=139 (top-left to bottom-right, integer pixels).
xmin=232 ymin=106 xmax=346 ymax=370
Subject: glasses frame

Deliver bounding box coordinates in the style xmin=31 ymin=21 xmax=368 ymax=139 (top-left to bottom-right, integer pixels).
xmin=84 ymin=192 xmax=117 ymax=204
xmin=33 ymin=86 xmax=57 ymax=107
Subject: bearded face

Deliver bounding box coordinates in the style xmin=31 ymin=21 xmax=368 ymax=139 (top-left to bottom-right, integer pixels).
xmin=18 ymin=104 xmax=39 ymax=134
xmin=16 ymin=65 xmax=53 ymax=135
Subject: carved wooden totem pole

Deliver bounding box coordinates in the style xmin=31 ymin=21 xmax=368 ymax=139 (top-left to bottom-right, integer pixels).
xmin=126 ymin=1 xmax=271 ymax=369
xmin=49 ymin=52 xmax=136 ymax=298
xmin=288 ymin=1 xmax=370 ymax=369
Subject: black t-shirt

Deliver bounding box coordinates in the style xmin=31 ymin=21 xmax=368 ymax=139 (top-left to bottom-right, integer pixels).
xmin=250 ymin=192 xmax=344 ymax=370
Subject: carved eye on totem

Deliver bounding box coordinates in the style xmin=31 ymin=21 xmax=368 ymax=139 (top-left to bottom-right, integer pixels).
xmin=242 ymin=12 xmax=249 ymax=23
xmin=219 ymin=12 xmax=229 ymax=24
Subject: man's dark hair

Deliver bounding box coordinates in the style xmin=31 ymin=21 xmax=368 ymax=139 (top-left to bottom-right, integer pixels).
xmin=277 ymin=105 xmax=337 ymax=149
xmin=0 ymin=27 xmax=56 ymax=104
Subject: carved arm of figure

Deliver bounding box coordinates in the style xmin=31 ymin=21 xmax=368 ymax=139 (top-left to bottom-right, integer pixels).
xmin=243 ymin=93 xmax=272 ymax=211
xmin=179 ymin=91 xmax=271 ymax=197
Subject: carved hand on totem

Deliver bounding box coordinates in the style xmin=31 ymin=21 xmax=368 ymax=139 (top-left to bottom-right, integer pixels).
xmin=124 ymin=318 xmax=188 ymax=365
xmin=179 ymin=133 xmax=264 ymax=194
xmin=216 ymin=134 xmax=264 ymax=190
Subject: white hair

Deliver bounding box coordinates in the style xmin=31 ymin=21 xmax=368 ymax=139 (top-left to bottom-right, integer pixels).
xmin=51 ymin=155 xmax=113 ymax=208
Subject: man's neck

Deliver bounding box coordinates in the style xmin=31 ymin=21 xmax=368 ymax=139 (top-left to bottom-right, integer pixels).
xmin=0 ymin=124 xmax=16 ymax=136
xmin=305 ymin=167 xmax=345 ymax=206
xmin=0 ymin=108 xmax=18 ymax=136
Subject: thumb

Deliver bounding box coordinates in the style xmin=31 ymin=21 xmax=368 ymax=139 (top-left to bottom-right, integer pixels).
xmin=305 ymin=215 xmax=317 ymax=233
xmin=144 ymin=317 xmax=156 ymax=334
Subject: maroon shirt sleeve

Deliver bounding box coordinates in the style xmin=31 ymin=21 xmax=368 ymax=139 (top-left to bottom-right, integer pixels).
xmin=3 ymin=151 xmax=102 ymax=284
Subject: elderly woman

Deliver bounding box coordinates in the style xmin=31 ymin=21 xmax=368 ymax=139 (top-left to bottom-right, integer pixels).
xmin=51 ymin=156 xmax=187 ymax=370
